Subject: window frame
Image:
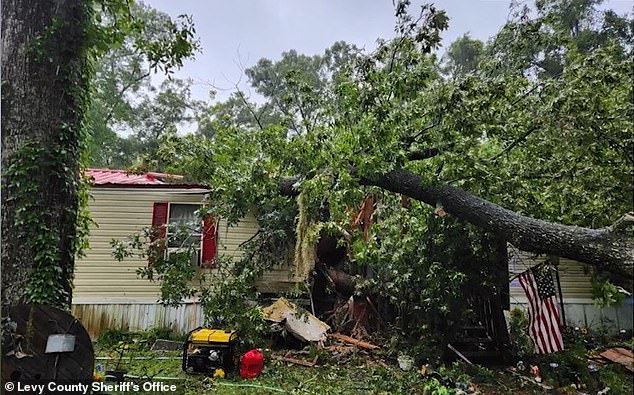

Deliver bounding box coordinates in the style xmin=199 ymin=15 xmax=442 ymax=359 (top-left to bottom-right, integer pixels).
xmin=165 ymin=202 xmax=204 ymax=267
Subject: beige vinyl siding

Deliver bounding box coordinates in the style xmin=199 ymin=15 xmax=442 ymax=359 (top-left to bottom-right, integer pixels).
xmin=74 ymin=187 xmax=303 ymax=304
xmin=554 ymin=258 xmax=594 ymax=300
xmin=215 ymin=210 xmax=302 ymax=292
xmin=508 ymin=248 xmax=594 ymax=304
xmin=75 ymin=188 xmax=209 ymax=302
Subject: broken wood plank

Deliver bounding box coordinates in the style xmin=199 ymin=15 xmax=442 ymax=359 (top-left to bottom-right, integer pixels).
xmin=151 ymin=339 xmax=183 ymax=351
xmin=599 ymin=347 xmax=634 ymax=372
xmin=447 ymin=343 xmax=473 ymax=365
xmin=505 ymin=369 xmax=554 ymax=391
xmin=329 ymin=333 xmax=379 ymax=350
xmin=326 ymin=345 xmax=355 ymax=353
xmin=272 ymin=355 xmax=319 ymax=367
xmin=612 ymin=347 xmax=633 ymax=358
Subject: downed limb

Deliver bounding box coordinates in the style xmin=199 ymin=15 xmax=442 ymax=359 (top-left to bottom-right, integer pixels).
xmin=272 ymin=354 xmax=319 ymax=367
xmin=447 ymin=343 xmax=473 ymax=365
xmin=406 ymin=147 xmax=442 ymax=161
xmin=280 ymin=169 xmax=634 ymax=281
xmin=608 ymin=212 xmax=634 ymax=233
xmin=504 ymin=369 xmax=554 ymax=391
xmin=362 ymin=168 xmax=634 ymax=280
xmin=329 ymin=333 xmax=380 ymax=350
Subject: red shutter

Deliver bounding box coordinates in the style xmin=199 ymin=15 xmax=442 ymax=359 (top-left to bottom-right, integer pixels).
xmin=151 ymin=202 xmax=169 ymax=238
xmin=201 ymin=215 xmax=216 ymax=268
xmin=149 ymin=202 xmax=169 ymax=266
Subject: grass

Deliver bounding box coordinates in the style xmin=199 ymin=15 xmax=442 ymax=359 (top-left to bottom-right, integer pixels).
xmin=93 ymin=329 xmax=634 ymax=395
xmin=92 ymin=348 xmax=601 ymax=395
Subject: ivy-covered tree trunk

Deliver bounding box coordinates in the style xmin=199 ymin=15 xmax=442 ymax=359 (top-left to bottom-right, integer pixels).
xmin=1 ymin=0 xmax=91 ymax=310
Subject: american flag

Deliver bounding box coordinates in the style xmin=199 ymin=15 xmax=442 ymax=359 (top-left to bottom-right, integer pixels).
xmin=518 ymin=265 xmax=564 ymax=353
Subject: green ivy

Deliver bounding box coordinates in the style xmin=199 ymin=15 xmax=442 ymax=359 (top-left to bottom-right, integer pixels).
xmin=3 ymin=0 xmax=198 ymax=308
xmin=4 ymin=143 xmax=75 ymax=306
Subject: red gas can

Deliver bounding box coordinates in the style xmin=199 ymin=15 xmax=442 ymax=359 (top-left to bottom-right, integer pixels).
xmin=240 ymin=349 xmax=264 ymax=379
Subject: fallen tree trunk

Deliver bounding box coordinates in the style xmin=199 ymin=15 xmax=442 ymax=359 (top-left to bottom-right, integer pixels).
xmin=280 ymin=169 xmax=634 ymax=281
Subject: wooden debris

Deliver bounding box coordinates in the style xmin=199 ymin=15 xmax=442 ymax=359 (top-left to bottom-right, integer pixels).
xmin=263 ymin=298 xmax=330 ymax=342
xmin=365 ymin=297 xmax=386 ymax=329
xmin=329 ymin=333 xmax=379 ymax=350
xmin=447 ymin=343 xmax=473 ymax=365
xmin=505 ymin=368 xmax=554 ymax=391
xmin=151 ymin=339 xmax=182 ymax=351
xmin=586 ymin=355 xmax=607 ymax=365
xmin=599 ymin=347 xmax=634 ymax=372
xmin=272 ymin=354 xmax=319 ymax=367
xmin=351 ymin=195 xmax=376 ymax=241
xmin=326 ymin=345 xmax=355 ymax=353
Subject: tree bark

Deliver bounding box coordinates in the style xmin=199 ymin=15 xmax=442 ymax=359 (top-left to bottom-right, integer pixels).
xmin=280 ymin=170 xmax=634 ymax=280
xmin=1 ymin=0 xmax=90 ymax=310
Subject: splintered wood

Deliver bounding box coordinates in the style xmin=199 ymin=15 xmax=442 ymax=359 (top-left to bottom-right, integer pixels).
xmin=272 ymin=354 xmax=319 ymax=367
xmin=329 ymin=333 xmax=380 ymax=350
xmin=599 ymin=347 xmax=634 ymax=372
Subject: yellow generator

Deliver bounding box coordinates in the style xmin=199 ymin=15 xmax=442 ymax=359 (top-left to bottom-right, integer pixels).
xmin=182 ymin=328 xmax=238 ymax=376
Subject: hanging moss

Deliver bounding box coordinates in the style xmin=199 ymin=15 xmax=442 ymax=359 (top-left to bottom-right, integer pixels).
xmin=294 ymin=192 xmax=319 ymax=280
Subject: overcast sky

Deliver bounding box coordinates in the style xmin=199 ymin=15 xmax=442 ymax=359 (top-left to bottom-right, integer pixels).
xmin=144 ymin=0 xmax=632 ymax=103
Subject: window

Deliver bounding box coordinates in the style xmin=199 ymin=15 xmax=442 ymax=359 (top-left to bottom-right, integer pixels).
xmin=167 ymin=204 xmax=203 ymax=266
xmin=151 ymin=202 xmax=217 ymax=268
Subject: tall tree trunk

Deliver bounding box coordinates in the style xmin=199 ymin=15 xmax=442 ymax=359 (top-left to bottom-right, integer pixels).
xmin=1 ymin=0 xmax=90 ymax=310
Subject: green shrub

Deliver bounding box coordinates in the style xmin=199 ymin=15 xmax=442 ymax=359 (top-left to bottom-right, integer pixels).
xmin=96 ymin=329 xmax=135 ymax=349
xmin=96 ymin=327 xmax=184 ymax=350
xmin=508 ymin=308 xmax=534 ymax=359
xmin=599 ymin=364 xmax=634 ymax=395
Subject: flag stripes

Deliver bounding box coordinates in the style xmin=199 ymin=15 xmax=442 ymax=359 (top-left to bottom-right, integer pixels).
xmin=518 ymin=267 xmax=564 ymax=353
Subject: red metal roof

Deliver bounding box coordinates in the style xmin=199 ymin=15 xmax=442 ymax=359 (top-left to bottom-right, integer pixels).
xmin=86 ymin=169 xmax=188 ymax=186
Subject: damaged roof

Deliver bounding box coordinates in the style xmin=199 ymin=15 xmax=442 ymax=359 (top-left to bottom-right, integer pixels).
xmin=86 ymin=169 xmax=208 ymax=189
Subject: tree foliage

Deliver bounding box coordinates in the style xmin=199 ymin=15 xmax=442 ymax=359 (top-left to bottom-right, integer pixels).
xmin=441 ymin=34 xmax=484 ymax=78
xmin=115 ymin=0 xmax=632 ymax=345
xmin=87 ymin=1 xmax=200 ymax=169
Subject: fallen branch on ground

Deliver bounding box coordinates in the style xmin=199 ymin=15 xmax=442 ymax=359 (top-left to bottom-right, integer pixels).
xmin=329 ymin=333 xmax=379 ymax=350
xmin=272 ymin=354 xmax=319 ymax=367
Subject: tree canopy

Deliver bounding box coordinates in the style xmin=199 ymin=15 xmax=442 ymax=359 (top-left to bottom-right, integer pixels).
xmin=87 ymin=1 xmax=201 ymax=169
xmin=108 ymin=0 xmax=632 ymax=348
xmin=158 ymin=0 xmax=632 ymax=272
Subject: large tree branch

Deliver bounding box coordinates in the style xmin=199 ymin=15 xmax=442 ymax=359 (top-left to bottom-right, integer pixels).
xmin=279 ymin=175 xmax=300 ymax=196
xmin=236 ymin=89 xmax=264 ymax=131
xmin=491 ymin=124 xmax=540 ymax=160
xmin=406 ymin=147 xmax=441 ymax=161
xmin=280 ymin=169 xmax=634 ymax=280
xmin=362 ymin=168 xmax=634 ymax=280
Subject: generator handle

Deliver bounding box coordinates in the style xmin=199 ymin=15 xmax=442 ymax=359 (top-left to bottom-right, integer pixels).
xmin=182 ymin=326 xmax=202 ymax=372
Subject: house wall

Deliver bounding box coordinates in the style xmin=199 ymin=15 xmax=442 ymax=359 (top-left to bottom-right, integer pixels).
xmin=72 ymin=187 xmax=301 ymax=338
xmin=508 ymin=248 xmax=633 ymax=333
